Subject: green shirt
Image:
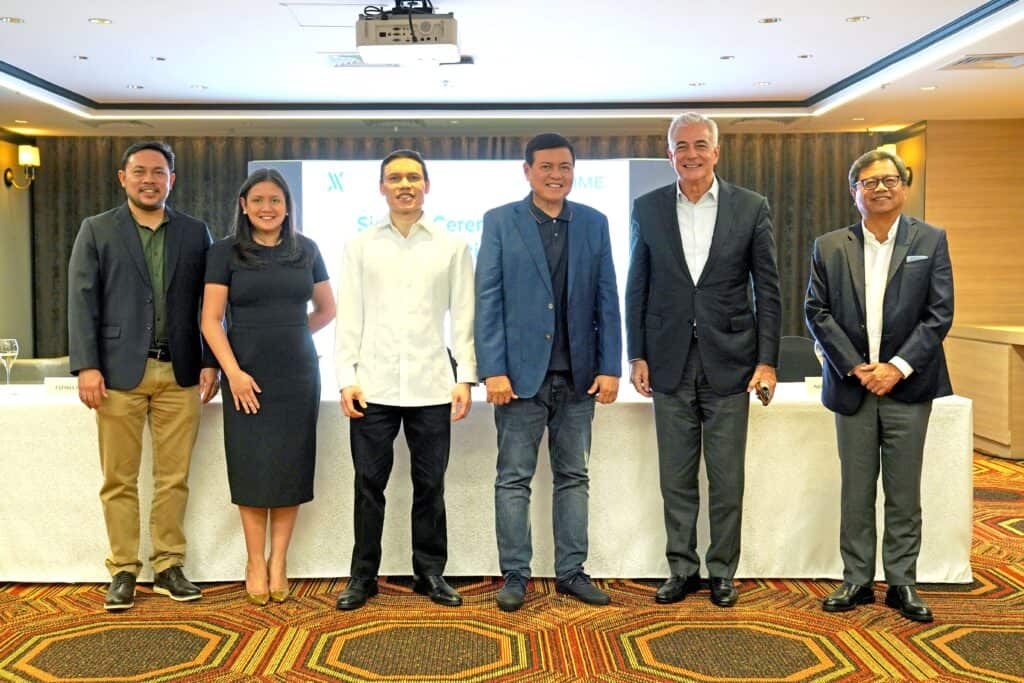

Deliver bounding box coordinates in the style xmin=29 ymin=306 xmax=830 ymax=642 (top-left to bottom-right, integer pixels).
xmin=134 ymin=216 xmax=170 ymax=345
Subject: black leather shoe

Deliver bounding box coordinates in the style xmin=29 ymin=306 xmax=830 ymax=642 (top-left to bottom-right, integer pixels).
xmin=336 ymin=577 xmax=378 ymax=610
xmin=153 ymin=566 xmax=202 ymax=602
xmin=104 ymin=571 xmax=137 ymax=611
xmin=655 ymin=573 xmax=701 ymax=604
xmin=709 ymin=577 xmax=739 ymax=607
xmin=822 ymin=582 xmax=875 ymax=612
xmin=885 ymin=585 xmax=933 ymax=622
xmin=556 ymin=571 xmax=610 ymax=606
xmin=413 ymin=575 xmax=463 ymax=607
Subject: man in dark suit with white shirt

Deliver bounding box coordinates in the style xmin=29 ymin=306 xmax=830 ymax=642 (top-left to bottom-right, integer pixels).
xmin=625 ymin=112 xmax=781 ymax=608
xmin=68 ymin=141 xmax=219 ymax=611
xmin=805 ymin=149 xmax=954 ymax=622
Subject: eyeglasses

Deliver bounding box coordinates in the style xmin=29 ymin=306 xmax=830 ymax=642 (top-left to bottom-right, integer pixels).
xmin=854 ymin=175 xmax=902 ymax=191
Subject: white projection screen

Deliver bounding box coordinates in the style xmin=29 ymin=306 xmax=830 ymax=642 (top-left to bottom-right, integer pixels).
xmin=246 ymin=158 xmax=677 ymax=388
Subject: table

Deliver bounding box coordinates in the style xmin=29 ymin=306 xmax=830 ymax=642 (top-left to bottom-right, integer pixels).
xmin=946 ymin=324 xmax=1024 ymax=460
xmin=0 ymin=384 xmax=973 ymax=583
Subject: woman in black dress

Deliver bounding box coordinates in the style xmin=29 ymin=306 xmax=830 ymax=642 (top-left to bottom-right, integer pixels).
xmin=201 ymin=169 xmax=335 ymax=605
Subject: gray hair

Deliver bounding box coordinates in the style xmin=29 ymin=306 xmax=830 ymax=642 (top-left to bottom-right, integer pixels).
xmin=667 ymin=112 xmax=719 ymax=148
xmin=848 ymin=149 xmax=911 ymax=187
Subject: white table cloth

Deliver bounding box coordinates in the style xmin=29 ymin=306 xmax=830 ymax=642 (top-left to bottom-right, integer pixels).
xmin=0 ymin=384 xmax=973 ymax=583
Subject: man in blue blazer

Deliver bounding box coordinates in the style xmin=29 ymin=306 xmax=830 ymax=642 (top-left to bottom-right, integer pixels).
xmin=475 ymin=133 xmax=622 ymax=612
xmin=806 ymin=149 xmax=953 ymax=622
xmin=625 ymin=112 xmax=781 ymax=608
xmin=68 ymin=141 xmax=219 ymax=611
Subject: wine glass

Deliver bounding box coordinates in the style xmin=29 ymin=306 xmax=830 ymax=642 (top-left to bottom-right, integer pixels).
xmin=0 ymin=339 xmax=18 ymax=386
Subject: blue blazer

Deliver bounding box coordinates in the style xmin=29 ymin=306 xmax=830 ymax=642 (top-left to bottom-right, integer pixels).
xmin=804 ymin=216 xmax=954 ymax=415
xmin=475 ymin=196 xmax=622 ymax=399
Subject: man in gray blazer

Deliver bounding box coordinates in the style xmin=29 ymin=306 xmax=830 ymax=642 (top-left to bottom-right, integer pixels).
xmin=625 ymin=112 xmax=781 ymax=607
xmin=68 ymin=141 xmax=219 ymax=611
xmin=806 ymin=149 xmax=953 ymax=622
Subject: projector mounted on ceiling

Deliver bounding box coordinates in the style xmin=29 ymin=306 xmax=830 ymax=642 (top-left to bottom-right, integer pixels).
xmin=356 ymin=0 xmax=459 ymax=65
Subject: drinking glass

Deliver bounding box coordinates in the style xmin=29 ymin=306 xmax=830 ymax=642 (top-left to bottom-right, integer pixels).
xmin=0 ymin=339 xmax=19 ymax=385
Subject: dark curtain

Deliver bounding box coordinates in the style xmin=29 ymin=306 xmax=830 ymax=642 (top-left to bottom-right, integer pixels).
xmin=32 ymin=131 xmax=878 ymax=357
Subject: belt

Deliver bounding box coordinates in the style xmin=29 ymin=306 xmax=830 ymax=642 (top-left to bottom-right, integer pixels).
xmin=147 ymin=344 xmax=171 ymax=361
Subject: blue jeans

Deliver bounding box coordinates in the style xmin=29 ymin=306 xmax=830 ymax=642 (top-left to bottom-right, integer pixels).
xmin=494 ymin=372 xmax=595 ymax=579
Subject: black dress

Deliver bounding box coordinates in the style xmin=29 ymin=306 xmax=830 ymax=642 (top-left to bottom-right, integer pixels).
xmin=204 ymin=235 xmax=329 ymax=507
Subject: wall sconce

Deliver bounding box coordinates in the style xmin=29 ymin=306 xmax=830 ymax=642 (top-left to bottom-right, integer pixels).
xmin=876 ymin=143 xmax=912 ymax=187
xmin=3 ymin=144 xmax=41 ymax=190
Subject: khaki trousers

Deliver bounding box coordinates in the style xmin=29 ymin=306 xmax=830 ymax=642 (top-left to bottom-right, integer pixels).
xmin=96 ymin=359 xmax=200 ymax=576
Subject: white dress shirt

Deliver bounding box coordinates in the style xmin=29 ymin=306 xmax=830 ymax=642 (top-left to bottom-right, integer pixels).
xmin=334 ymin=217 xmax=477 ymax=406
xmin=862 ymin=217 xmax=913 ymax=377
xmin=676 ymin=175 xmax=719 ymax=283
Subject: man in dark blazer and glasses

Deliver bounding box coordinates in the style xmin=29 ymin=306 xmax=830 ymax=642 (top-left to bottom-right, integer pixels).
xmin=806 ymin=149 xmax=953 ymax=622
xmin=68 ymin=141 xmax=219 ymax=611
xmin=625 ymin=112 xmax=781 ymax=608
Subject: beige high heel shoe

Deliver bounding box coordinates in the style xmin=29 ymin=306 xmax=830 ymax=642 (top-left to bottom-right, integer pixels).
xmin=269 ymin=557 xmax=289 ymax=603
xmin=245 ymin=562 xmax=269 ymax=606
xmin=270 ymin=582 xmax=290 ymax=603
xmin=246 ymin=590 xmax=270 ymax=606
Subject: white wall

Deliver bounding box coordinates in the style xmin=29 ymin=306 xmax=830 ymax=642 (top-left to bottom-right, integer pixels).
xmin=0 ymin=140 xmax=35 ymax=356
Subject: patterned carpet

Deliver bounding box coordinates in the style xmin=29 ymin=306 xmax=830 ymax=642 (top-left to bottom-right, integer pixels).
xmin=1 ymin=453 xmax=1022 ymax=682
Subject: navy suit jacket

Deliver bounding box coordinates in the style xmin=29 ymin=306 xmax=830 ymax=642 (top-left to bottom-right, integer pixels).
xmin=625 ymin=179 xmax=781 ymax=395
xmin=804 ymin=215 xmax=954 ymax=415
xmin=68 ymin=203 xmax=215 ymax=390
xmin=474 ymin=196 xmax=622 ymax=399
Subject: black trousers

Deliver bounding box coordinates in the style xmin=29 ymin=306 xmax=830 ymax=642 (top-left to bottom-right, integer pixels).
xmin=348 ymin=402 xmax=451 ymax=578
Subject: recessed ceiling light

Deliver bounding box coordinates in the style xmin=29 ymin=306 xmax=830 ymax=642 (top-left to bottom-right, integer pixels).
xmin=852 ymin=117 xmax=866 ymax=121
xmin=689 ymin=82 xmax=706 ymax=87
xmin=845 ymin=15 xmax=870 ymax=22
xmin=73 ymin=55 xmax=89 ymax=60
xmin=190 ymin=84 xmax=208 ymax=90
xmin=719 ymin=55 xmax=735 ymax=60
xmin=758 ymin=17 xmax=782 ymax=23
xmin=0 ymin=16 xmax=25 ymax=23
xmin=88 ymin=17 xmax=112 ymax=24
xmin=150 ymin=56 xmax=166 ymax=62
xmin=920 ymin=85 xmax=938 ymax=91
xmin=797 ymin=54 xmax=813 ymax=59
xmin=125 ymin=84 xmax=144 ymax=89
xmin=14 ymin=119 xmax=28 ymax=124
xmin=754 ymin=81 xmax=771 ymax=87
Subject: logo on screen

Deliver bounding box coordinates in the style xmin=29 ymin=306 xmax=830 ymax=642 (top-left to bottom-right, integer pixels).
xmin=327 ymin=172 xmax=344 ymax=192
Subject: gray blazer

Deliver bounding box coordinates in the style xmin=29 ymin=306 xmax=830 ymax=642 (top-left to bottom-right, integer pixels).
xmin=804 ymin=215 xmax=954 ymax=415
xmin=68 ymin=203 xmax=214 ymax=390
xmin=625 ymin=179 xmax=782 ymax=395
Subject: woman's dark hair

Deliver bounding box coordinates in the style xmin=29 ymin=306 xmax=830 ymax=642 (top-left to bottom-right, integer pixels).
xmin=231 ymin=168 xmax=306 ymax=268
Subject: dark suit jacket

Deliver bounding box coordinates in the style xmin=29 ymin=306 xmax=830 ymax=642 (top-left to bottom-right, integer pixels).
xmin=68 ymin=203 xmax=214 ymax=390
xmin=475 ymin=197 xmax=622 ymax=399
xmin=625 ymin=179 xmax=781 ymax=395
xmin=804 ymin=215 xmax=954 ymax=415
